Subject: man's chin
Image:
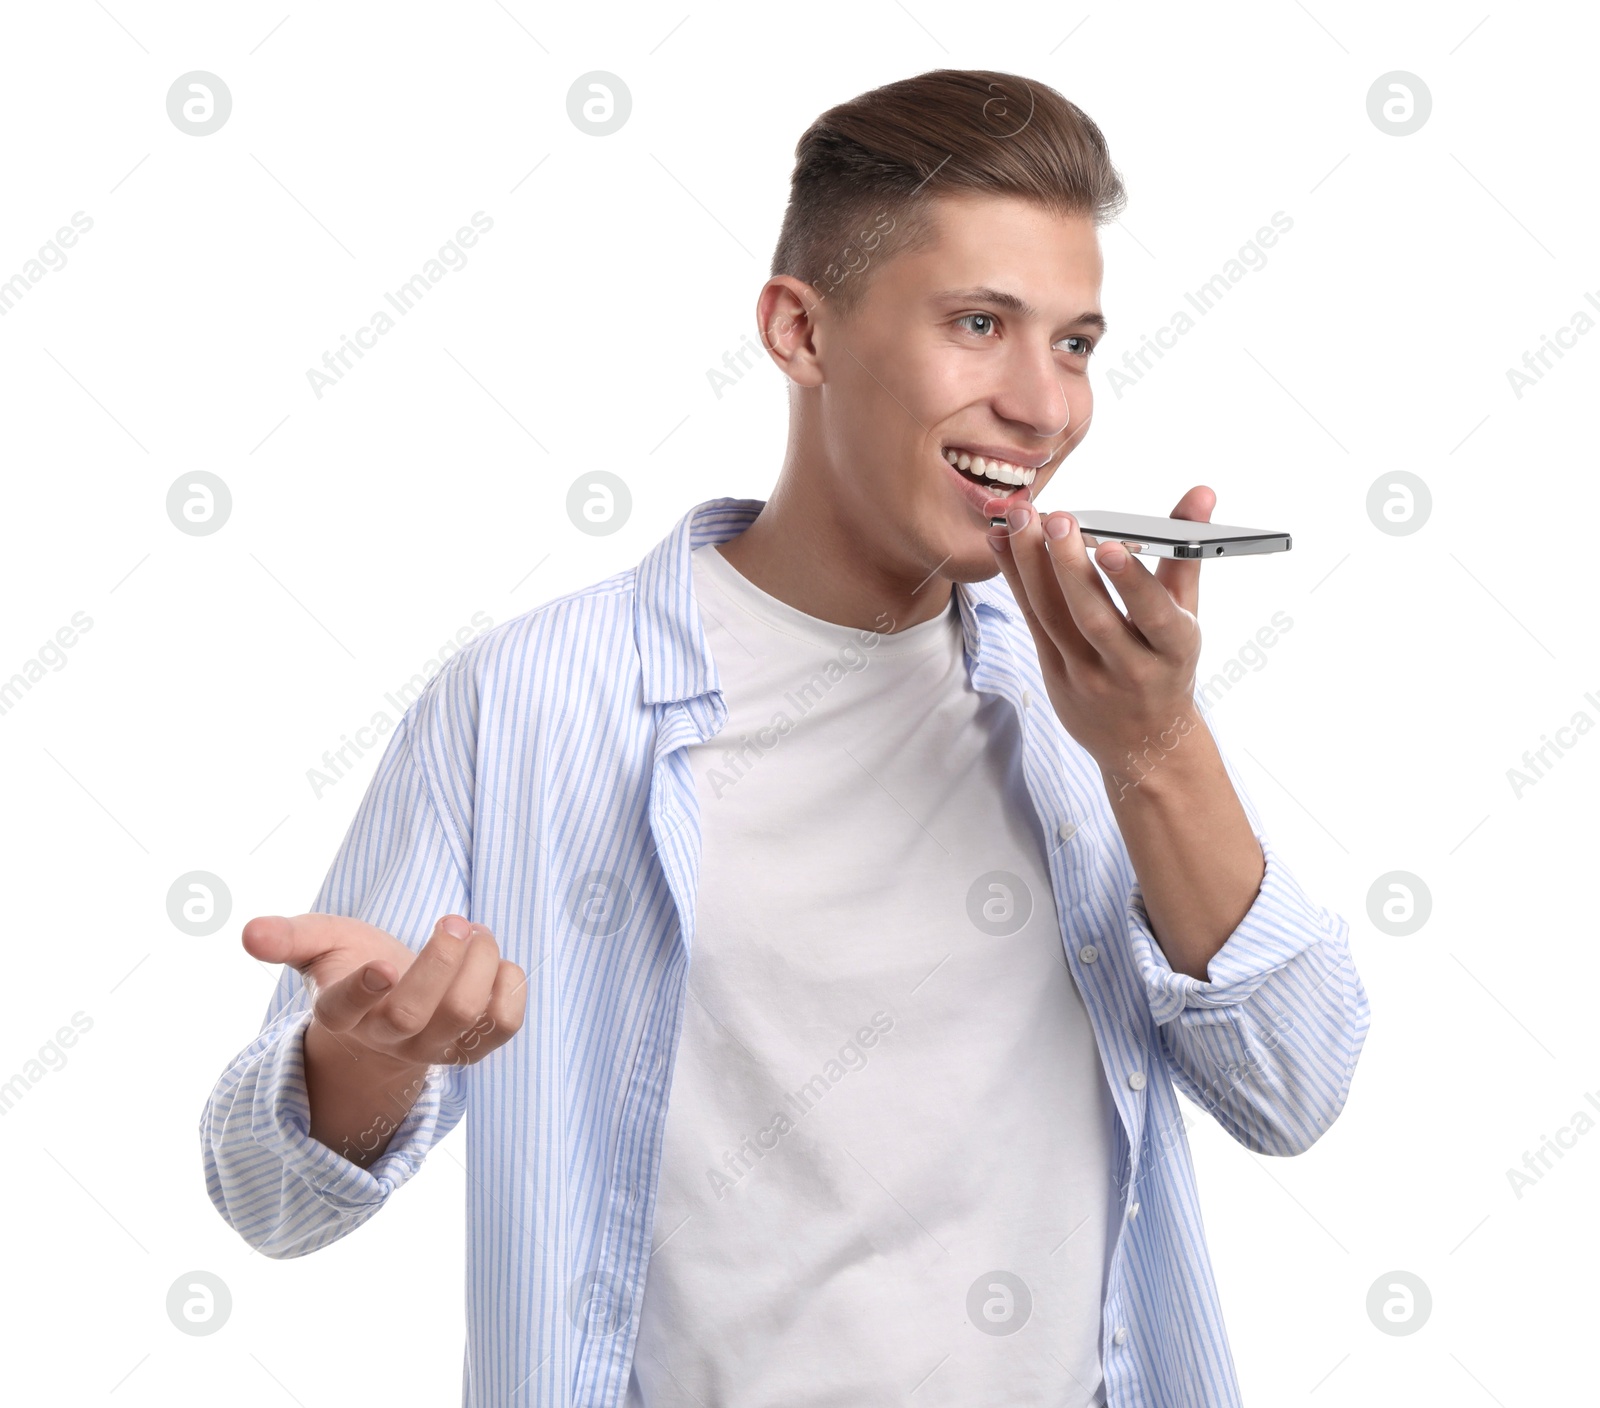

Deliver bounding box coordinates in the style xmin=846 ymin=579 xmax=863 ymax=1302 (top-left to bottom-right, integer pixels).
xmin=940 ymin=538 xmax=1011 ymax=587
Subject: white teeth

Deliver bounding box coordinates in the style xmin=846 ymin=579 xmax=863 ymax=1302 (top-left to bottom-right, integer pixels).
xmin=943 ymin=448 xmax=1036 ymax=486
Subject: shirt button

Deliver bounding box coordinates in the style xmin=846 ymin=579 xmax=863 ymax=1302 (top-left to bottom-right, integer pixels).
xmin=1127 ymin=1071 xmax=1146 ymax=1091
xmin=1058 ymin=820 xmax=1077 ymax=841
xmin=1129 ymin=1200 xmax=1140 ymax=1218
xmin=1078 ymin=944 xmax=1099 ymax=964
xmin=1113 ymin=1327 xmax=1128 ymax=1346
xmin=1023 ymin=689 xmax=1033 ymax=709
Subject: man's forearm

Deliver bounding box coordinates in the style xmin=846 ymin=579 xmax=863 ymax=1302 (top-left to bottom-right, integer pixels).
xmin=1100 ymin=712 xmax=1265 ymax=982
xmin=303 ymin=1018 xmax=432 ymax=1170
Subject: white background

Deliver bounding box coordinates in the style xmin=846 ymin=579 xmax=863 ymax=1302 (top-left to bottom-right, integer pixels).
xmin=1 ymin=1 xmax=1594 ymax=1403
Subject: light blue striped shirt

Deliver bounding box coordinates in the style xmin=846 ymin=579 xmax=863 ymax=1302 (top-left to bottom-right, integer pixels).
xmin=200 ymin=495 xmax=1371 ymax=1407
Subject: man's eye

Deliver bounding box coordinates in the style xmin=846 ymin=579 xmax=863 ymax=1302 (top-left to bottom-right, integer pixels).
xmin=955 ymin=315 xmax=1095 ymax=358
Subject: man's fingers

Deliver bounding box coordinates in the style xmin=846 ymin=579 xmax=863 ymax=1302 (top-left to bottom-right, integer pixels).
xmin=485 ymin=960 xmax=528 ymax=1046
xmin=436 ymin=957 xmax=528 ymax=1066
xmin=423 ymin=932 xmax=514 ymax=1063
xmin=1152 ymin=484 xmax=1215 ymax=617
xmin=246 ymin=910 xmax=522 ymax=1067
xmin=311 ymin=959 xmax=399 ymax=1036
xmin=363 ymin=915 xmax=475 ymax=1047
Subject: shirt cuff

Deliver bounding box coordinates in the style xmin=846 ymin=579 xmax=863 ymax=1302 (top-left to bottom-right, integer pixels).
xmin=249 ymin=1006 xmax=453 ymax=1211
xmin=1126 ymin=833 xmax=1341 ymax=1025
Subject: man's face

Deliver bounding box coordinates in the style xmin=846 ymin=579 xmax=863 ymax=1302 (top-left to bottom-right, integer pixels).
xmin=812 ymin=192 xmax=1104 ymax=584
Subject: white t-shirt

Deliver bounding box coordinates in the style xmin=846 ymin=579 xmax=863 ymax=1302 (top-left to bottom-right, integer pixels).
xmin=625 ymin=542 xmax=1116 ymax=1407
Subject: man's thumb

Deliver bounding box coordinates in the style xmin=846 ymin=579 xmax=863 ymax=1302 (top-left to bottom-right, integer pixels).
xmin=241 ymin=915 xmax=295 ymax=965
xmin=311 ymin=960 xmax=397 ymax=1035
xmin=240 ymin=913 xmax=345 ymax=972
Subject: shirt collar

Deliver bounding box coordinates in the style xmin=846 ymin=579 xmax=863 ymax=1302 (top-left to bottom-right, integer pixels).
xmin=636 ymin=496 xmax=1020 ymax=706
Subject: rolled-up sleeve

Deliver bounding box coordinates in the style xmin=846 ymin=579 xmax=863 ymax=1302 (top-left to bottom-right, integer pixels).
xmin=1123 ymin=701 xmax=1372 ymax=1156
xmin=199 ymin=680 xmax=474 ymax=1257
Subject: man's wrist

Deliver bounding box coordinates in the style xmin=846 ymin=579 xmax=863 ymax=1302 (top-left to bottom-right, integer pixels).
xmin=302 ymin=1017 xmax=434 ymax=1168
xmin=1097 ymin=712 xmax=1220 ymax=808
xmin=304 ymin=1015 xmax=431 ymax=1092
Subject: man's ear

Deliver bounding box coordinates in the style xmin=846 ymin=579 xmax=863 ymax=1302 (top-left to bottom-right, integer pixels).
xmin=756 ymin=276 xmax=825 ymax=388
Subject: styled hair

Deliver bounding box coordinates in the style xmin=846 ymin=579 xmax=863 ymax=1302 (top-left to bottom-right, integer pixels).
xmin=769 ymin=69 xmax=1127 ymax=321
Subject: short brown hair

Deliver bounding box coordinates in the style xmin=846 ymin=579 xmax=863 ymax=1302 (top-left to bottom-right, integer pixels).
xmin=769 ymin=69 xmax=1127 ymax=322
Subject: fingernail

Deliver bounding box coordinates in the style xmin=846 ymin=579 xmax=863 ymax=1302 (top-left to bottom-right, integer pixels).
xmin=1044 ymin=515 xmax=1070 ymax=540
xmin=363 ymin=967 xmax=391 ymax=992
xmin=1007 ymin=506 xmax=1031 ymax=531
xmin=1103 ymin=546 xmax=1128 ymax=570
xmin=442 ymin=916 xmax=470 ymax=941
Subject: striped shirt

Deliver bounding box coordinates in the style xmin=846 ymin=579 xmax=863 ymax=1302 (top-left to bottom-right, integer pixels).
xmin=200 ymin=494 xmax=1371 ymax=1407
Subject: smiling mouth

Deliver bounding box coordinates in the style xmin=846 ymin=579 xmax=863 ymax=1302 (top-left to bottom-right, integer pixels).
xmin=940 ymin=445 xmax=1046 ymax=492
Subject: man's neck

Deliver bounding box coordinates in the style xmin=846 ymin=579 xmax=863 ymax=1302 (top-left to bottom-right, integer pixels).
xmin=713 ymin=490 xmax=955 ymax=636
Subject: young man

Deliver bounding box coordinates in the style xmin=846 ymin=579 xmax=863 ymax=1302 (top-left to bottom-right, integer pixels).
xmin=202 ymin=69 xmax=1370 ymax=1408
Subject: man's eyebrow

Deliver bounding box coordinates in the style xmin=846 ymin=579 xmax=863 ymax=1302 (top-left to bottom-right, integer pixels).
xmin=932 ymin=286 xmax=1108 ymax=335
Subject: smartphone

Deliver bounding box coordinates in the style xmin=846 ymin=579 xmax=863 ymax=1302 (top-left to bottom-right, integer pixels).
xmin=1066 ymin=509 xmax=1291 ymax=560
